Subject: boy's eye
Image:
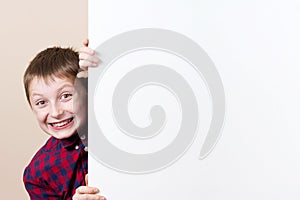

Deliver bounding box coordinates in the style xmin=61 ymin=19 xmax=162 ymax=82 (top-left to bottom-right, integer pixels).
xmin=36 ymin=100 xmax=46 ymax=106
xmin=61 ymin=93 xmax=72 ymax=100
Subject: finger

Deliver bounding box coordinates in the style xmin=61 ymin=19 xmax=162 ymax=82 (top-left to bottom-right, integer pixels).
xmin=79 ymin=60 xmax=98 ymax=68
xmin=79 ymin=53 xmax=100 ymax=64
xmin=77 ymin=65 xmax=88 ymax=78
xmin=80 ymin=66 xmax=88 ymax=71
xmin=79 ymin=46 xmax=95 ymax=55
xmin=85 ymin=174 xmax=89 ymax=186
xmin=77 ymin=71 xmax=88 ymax=78
xmin=73 ymin=194 xmax=106 ymax=200
xmin=83 ymin=38 xmax=89 ymax=47
xmin=76 ymin=186 xmax=100 ymax=194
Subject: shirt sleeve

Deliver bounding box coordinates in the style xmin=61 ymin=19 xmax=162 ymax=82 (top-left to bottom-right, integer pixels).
xmin=23 ymin=167 xmax=64 ymax=200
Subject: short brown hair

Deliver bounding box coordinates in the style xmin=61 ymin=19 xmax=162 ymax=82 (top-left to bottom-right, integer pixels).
xmin=23 ymin=47 xmax=84 ymax=103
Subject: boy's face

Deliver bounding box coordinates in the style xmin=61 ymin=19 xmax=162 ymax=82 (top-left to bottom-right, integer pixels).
xmin=28 ymin=76 xmax=87 ymax=139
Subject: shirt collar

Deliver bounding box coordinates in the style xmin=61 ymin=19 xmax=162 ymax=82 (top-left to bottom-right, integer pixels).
xmin=59 ymin=133 xmax=81 ymax=149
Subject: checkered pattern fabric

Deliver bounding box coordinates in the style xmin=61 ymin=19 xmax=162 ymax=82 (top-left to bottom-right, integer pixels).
xmin=23 ymin=134 xmax=87 ymax=199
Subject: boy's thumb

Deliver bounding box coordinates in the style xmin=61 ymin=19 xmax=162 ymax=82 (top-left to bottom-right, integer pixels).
xmin=85 ymin=174 xmax=89 ymax=186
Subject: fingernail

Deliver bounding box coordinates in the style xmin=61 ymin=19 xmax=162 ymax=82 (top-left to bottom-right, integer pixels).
xmin=94 ymin=188 xmax=99 ymax=193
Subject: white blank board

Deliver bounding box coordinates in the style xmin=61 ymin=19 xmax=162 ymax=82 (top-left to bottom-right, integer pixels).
xmin=88 ymin=0 xmax=300 ymax=199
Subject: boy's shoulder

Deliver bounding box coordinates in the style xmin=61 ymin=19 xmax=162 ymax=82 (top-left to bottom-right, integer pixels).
xmin=28 ymin=136 xmax=61 ymax=163
xmin=23 ymin=134 xmax=83 ymax=183
xmin=24 ymin=134 xmax=81 ymax=173
xmin=23 ymin=137 xmax=59 ymax=185
xmin=24 ymin=137 xmax=60 ymax=175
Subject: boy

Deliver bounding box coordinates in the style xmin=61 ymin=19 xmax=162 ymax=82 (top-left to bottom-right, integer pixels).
xmin=23 ymin=40 xmax=103 ymax=200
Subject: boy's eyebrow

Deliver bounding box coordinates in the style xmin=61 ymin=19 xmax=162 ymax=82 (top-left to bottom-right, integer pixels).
xmin=30 ymin=92 xmax=43 ymax=97
xmin=30 ymin=83 xmax=74 ymax=98
xmin=56 ymin=83 xmax=75 ymax=93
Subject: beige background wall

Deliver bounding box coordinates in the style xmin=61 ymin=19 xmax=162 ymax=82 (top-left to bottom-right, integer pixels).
xmin=0 ymin=1 xmax=87 ymax=198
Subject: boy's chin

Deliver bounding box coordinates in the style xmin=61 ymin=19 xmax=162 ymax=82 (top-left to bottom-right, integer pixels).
xmin=47 ymin=129 xmax=78 ymax=140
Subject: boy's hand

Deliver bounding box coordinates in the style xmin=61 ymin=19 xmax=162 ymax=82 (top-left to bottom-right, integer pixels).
xmin=78 ymin=39 xmax=100 ymax=78
xmin=73 ymin=175 xmax=106 ymax=200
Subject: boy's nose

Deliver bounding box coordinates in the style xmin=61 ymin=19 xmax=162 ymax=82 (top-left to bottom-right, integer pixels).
xmin=50 ymin=103 xmax=63 ymax=118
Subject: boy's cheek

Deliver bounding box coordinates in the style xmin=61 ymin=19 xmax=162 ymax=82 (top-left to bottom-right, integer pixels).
xmin=73 ymin=98 xmax=86 ymax=113
xmin=31 ymin=108 xmax=47 ymax=122
xmin=31 ymin=106 xmax=41 ymax=114
xmin=65 ymin=101 xmax=74 ymax=113
xmin=31 ymin=107 xmax=40 ymax=116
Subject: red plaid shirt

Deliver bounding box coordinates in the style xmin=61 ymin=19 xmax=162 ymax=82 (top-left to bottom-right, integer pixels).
xmin=23 ymin=134 xmax=88 ymax=199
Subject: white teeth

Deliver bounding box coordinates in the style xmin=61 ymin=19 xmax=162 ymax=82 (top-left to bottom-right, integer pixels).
xmin=51 ymin=118 xmax=72 ymax=127
xmin=53 ymin=121 xmax=68 ymax=127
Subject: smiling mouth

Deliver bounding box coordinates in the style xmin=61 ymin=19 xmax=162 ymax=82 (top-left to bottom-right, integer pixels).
xmin=49 ymin=117 xmax=74 ymax=128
